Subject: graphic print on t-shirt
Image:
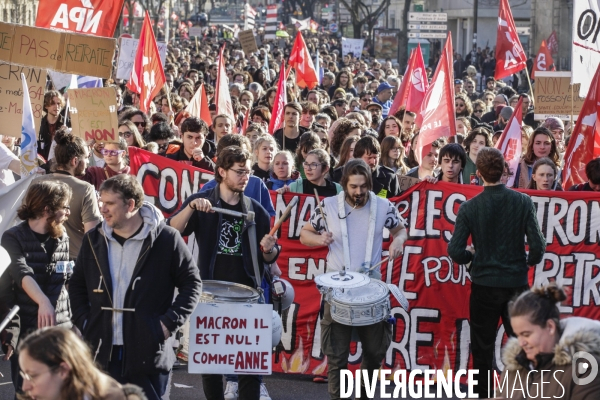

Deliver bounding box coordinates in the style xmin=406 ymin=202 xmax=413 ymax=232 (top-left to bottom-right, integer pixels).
xmin=218 ymin=217 xmax=243 ymax=255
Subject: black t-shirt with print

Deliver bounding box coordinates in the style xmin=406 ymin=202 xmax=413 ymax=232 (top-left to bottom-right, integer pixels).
xmin=213 ymin=200 xmax=253 ymax=288
xmin=302 ymin=178 xmax=338 ymax=197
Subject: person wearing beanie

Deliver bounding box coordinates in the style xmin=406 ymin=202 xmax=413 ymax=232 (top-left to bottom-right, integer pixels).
xmin=494 ymin=105 xmax=514 ymax=131
xmin=541 ymin=117 xmax=566 ymax=155
xmin=371 ymin=81 xmax=394 ymax=118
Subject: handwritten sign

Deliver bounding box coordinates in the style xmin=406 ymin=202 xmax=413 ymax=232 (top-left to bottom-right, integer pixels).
xmin=69 ymin=87 xmax=119 ymax=143
xmin=0 ymin=22 xmax=116 ymax=78
xmin=534 ymin=71 xmax=585 ymax=121
xmin=398 ymin=175 xmax=420 ymax=192
xmin=238 ymin=30 xmax=259 ymax=55
xmin=341 ymin=37 xmax=365 ymax=57
xmin=116 ymin=38 xmax=167 ymax=80
xmin=0 ymin=63 xmax=44 ymax=138
xmin=188 ymin=303 xmax=272 ymax=375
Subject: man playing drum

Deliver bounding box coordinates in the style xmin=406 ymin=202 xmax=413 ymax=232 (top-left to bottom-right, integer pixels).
xmin=300 ymin=159 xmax=408 ymax=400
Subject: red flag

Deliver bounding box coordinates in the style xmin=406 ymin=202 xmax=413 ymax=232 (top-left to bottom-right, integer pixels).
xmin=241 ymin=107 xmax=251 ymax=135
xmin=127 ymin=12 xmax=166 ymax=113
xmin=268 ymin=60 xmax=289 ymax=135
xmin=494 ymin=0 xmax=527 ymax=80
xmin=562 ymin=64 xmax=600 ymax=189
xmin=214 ymin=44 xmax=235 ymax=123
xmin=288 ymin=31 xmax=319 ymax=89
xmin=414 ymin=34 xmax=455 ymax=164
xmin=389 ymin=44 xmax=429 ymax=116
xmin=531 ymin=40 xmax=555 ymax=79
xmin=36 ymin=0 xmax=124 ymax=37
xmin=185 ymin=83 xmax=212 ymax=125
xmin=494 ymin=97 xmax=523 ymax=187
xmin=547 ymin=30 xmax=559 ymax=54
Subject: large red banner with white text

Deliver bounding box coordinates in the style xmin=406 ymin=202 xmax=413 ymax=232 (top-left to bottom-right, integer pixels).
xmin=128 ymin=150 xmax=600 ymax=375
xmin=36 ymin=0 xmax=125 ymax=37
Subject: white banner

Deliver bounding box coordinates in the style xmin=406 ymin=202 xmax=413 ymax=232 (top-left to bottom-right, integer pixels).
xmin=290 ymin=17 xmax=311 ymax=31
xmin=188 ymin=303 xmax=272 ymax=375
xmin=0 ymin=173 xmax=35 ymax=236
xmin=572 ymin=0 xmax=600 ymax=96
xmin=341 ymin=37 xmax=365 ymax=58
xmin=116 ymin=38 xmax=168 ymax=81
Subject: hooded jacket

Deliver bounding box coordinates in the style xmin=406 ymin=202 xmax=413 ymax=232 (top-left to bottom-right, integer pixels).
xmin=68 ymin=202 xmax=201 ymax=375
xmin=497 ymin=317 xmax=600 ymax=400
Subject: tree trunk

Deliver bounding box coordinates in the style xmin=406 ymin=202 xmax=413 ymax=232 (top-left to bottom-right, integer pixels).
xmin=353 ymin=22 xmax=362 ymax=39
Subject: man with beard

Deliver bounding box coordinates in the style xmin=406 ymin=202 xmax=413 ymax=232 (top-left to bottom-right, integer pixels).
xmin=366 ymin=102 xmax=383 ymax=130
xmin=168 ymin=146 xmax=278 ymax=400
xmin=273 ymin=102 xmax=308 ymax=154
xmin=353 ymin=136 xmax=401 ymax=198
xmin=69 ymin=175 xmax=201 ymax=400
xmin=300 ymin=159 xmax=407 ymax=400
xmin=1 ymin=180 xmax=73 ymax=395
xmin=34 ymin=133 xmax=102 ymax=259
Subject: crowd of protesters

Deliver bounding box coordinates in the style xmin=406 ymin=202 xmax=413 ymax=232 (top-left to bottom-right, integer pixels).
xmin=0 ymin=24 xmax=599 ymax=400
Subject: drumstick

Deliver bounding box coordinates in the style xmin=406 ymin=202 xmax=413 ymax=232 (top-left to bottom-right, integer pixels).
xmin=269 ymin=196 xmax=299 ymax=236
xmin=367 ymin=257 xmax=389 ymax=272
xmin=313 ymin=189 xmax=329 ymax=232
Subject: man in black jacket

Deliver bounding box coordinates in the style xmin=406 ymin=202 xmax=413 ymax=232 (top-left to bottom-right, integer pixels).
xmin=69 ymin=175 xmax=201 ymax=400
xmin=166 ymin=117 xmax=216 ymax=172
xmin=168 ymin=146 xmax=278 ymax=400
xmin=353 ymin=135 xmax=401 ymax=198
xmin=38 ymin=90 xmax=70 ymax=161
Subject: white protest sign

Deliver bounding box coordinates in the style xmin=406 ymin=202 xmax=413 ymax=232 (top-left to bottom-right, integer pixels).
xmin=116 ymin=38 xmax=168 ymax=80
xmin=188 ymin=303 xmax=272 ymax=375
xmin=572 ymin=1 xmax=600 ymax=97
xmin=341 ymin=37 xmax=365 ymax=58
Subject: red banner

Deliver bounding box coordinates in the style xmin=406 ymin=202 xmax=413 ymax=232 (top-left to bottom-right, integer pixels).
xmin=35 ymin=0 xmax=124 ymax=37
xmin=127 ymin=149 xmax=600 ymax=375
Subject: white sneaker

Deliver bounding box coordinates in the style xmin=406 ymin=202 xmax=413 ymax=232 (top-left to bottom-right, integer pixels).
xmin=259 ymin=383 xmax=272 ymax=400
xmin=224 ymin=381 xmax=238 ymax=400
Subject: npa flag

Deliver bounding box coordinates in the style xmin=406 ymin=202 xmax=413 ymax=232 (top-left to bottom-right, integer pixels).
xmin=494 ymin=0 xmax=527 ymax=80
xmin=185 ymin=83 xmax=212 ymax=125
xmin=214 ymin=44 xmax=235 ymax=123
xmin=547 ymin=30 xmax=559 ymax=54
xmin=389 ymin=44 xmax=428 ymax=116
xmin=531 ymin=40 xmax=555 ymax=79
xmin=495 ymin=97 xmax=523 ymax=187
xmin=36 ymin=0 xmax=124 ymax=37
xmin=289 ymin=31 xmax=319 ymax=89
xmin=268 ymin=60 xmax=289 ymax=135
xmin=562 ymin=63 xmax=600 ymax=189
xmin=415 ymin=34 xmax=455 ymax=164
xmin=127 ymin=12 xmax=166 ymax=113
xmin=20 ymin=73 xmax=38 ymax=175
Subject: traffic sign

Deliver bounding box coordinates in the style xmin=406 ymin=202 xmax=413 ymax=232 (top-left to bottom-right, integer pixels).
xmin=408 ymin=12 xmax=447 ymax=22
xmin=408 ymin=24 xmax=447 ymax=30
xmin=408 ymin=32 xmax=447 ymax=39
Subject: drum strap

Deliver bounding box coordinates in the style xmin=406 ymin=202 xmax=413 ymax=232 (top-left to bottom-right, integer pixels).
xmin=244 ymin=196 xmax=265 ymax=304
xmin=337 ymin=192 xmax=378 ymax=270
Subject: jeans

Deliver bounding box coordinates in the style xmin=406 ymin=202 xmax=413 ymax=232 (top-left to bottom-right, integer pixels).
xmin=202 ymin=374 xmax=261 ymax=400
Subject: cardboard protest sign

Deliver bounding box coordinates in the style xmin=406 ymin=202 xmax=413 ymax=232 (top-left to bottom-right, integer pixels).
xmin=69 ymin=87 xmax=119 ymax=143
xmin=0 ymin=63 xmax=45 ymax=138
xmin=188 ymin=304 xmax=273 ymax=374
xmin=188 ymin=27 xmax=203 ymax=38
xmin=534 ymin=71 xmax=585 ymax=121
xmin=238 ymin=30 xmax=259 ymax=55
xmin=116 ymin=38 xmax=168 ymax=80
xmin=0 ymin=22 xmax=116 ymax=78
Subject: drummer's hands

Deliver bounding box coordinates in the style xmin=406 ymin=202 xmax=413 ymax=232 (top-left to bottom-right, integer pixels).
xmin=318 ymin=231 xmax=334 ymax=247
xmin=388 ymin=238 xmax=404 ymax=260
xmin=188 ymin=198 xmax=213 ymax=213
xmin=260 ymin=234 xmax=277 ymax=253
xmin=466 ymin=245 xmax=475 ymax=255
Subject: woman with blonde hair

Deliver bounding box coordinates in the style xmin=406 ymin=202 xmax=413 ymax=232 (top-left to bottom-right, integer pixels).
xmin=252 ymin=135 xmax=278 ymax=182
xmin=266 ymin=150 xmax=298 ymax=190
xmin=17 ymin=327 xmax=146 ymax=400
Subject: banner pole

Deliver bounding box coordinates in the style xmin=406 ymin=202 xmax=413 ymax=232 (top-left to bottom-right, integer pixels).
xmin=165 ymin=86 xmax=173 ymax=125
xmin=525 ymin=65 xmax=535 ymax=107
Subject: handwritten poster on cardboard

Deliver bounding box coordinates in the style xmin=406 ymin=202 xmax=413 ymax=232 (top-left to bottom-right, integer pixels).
xmin=69 ymin=87 xmax=119 ymax=143
xmin=534 ymin=71 xmax=585 ymax=121
xmin=116 ymin=38 xmax=168 ymax=80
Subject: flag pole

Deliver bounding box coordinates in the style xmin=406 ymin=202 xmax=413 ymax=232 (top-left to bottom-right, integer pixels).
xmin=525 ymin=65 xmax=535 ymax=107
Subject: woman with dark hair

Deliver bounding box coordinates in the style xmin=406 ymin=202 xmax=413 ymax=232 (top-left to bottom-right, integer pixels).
xmin=251 ymin=106 xmax=271 ymax=127
xmin=118 ymin=120 xmax=145 ymax=148
xmin=331 ymin=135 xmax=360 ymax=183
xmin=120 ymin=109 xmax=152 ymax=142
xmin=259 ymin=87 xmax=278 ymax=111
xmin=16 ymin=327 xmax=146 ymax=400
xmin=380 ymin=136 xmax=409 ymax=175
xmin=279 ymin=149 xmax=342 ymax=197
xmin=514 ymin=127 xmax=560 ymax=188
xmin=461 ymin=127 xmax=492 ymax=185
xmin=330 ymin=118 xmax=362 ymax=158
xmin=527 ymin=157 xmax=563 ymax=191
xmin=252 ymin=68 xmax=270 ymax=88
xmin=377 ymin=115 xmax=402 ymax=143
xmin=455 ymin=93 xmax=474 ymax=118
xmin=1 ymin=180 xmax=73 ymax=395
xmin=295 ymin=132 xmax=322 ymax=179
xmin=178 ymin=83 xmax=194 ymax=102
xmin=497 ymin=283 xmax=600 ymax=400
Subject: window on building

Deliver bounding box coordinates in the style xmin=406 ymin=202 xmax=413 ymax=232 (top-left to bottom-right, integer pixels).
xmin=2 ymin=10 xmax=7 ymax=22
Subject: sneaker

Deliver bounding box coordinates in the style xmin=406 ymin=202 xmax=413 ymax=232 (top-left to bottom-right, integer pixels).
xmin=259 ymin=383 xmax=271 ymax=400
xmin=224 ymin=381 xmax=238 ymax=400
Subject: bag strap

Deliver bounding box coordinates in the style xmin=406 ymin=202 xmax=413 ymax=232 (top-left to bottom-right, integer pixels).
xmin=244 ymin=196 xmax=265 ymax=303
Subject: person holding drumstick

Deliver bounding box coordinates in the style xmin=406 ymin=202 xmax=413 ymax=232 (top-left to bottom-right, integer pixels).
xmin=299 ymin=159 xmax=407 ymax=400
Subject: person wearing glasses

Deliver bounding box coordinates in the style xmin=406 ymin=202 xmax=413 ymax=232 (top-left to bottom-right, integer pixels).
xmin=168 ymin=146 xmax=278 ymax=400
xmin=118 ymin=120 xmax=146 ymax=148
xmin=0 ymin=180 xmax=73 ymax=396
xmin=464 ymin=77 xmax=480 ymax=102
xmin=279 ymin=148 xmax=342 ymax=197
xmin=16 ymin=327 xmax=146 ymax=400
xmin=358 ymin=91 xmax=373 ymax=110
xmin=300 ymin=159 xmax=407 ymax=400
xmin=120 ymin=109 xmax=152 ymax=142
xmin=82 ymin=138 xmax=131 ymax=191
xmin=481 ymin=93 xmax=508 ymax=124
xmin=471 ymin=99 xmax=487 ymax=122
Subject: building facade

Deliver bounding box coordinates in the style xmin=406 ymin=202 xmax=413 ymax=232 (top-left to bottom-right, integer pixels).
xmin=0 ymin=0 xmax=38 ymax=26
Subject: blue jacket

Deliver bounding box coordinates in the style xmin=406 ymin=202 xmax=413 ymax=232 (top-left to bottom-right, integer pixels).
xmin=200 ymin=175 xmax=276 ymax=216
xmin=266 ymin=177 xmax=296 ymax=190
